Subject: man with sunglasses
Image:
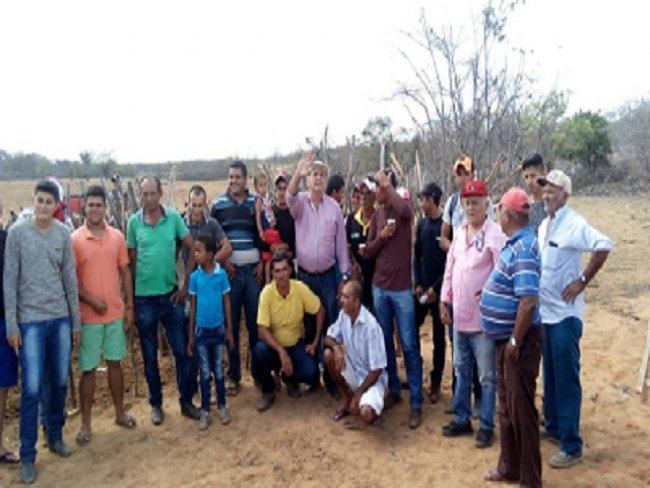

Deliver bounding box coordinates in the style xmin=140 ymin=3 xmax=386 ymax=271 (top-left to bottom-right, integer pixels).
xmin=440 ymin=180 xmax=505 ymax=448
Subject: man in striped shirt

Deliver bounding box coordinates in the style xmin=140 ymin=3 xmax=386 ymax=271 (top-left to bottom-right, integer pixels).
xmin=211 ymin=161 xmax=264 ymax=395
xmin=480 ymin=187 xmax=543 ymax=488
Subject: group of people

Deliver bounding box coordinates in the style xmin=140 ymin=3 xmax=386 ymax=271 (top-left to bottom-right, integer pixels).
xmin=1 ymin=151 xmax=612 ymax=487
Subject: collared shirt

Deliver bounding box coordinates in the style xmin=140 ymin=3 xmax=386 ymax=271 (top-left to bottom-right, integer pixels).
xmin=0 ymin=229 xmax=6 ymax=320
xmin=441 ymin=218 xmax=506 ymax=333
xmin=257 ymin=279 xmax=321 ymax=347
xmin=480 ymin=226 xmax=541 ymax=341
xmin=286 ymin=191 xmax=349 ymax=275
xmin=538 ymin=205 xmax=612 ymax=324
xmin=72 ymin=223 xmax=130 ymax=324
xmin=189 ymin=264 xmax=230 ymax=329
xmin=182 ymin=215 xmax=226 ymax=266
xmin=126 ymin=206 xmax=189 ymax=296
xmin=210 ymin=191 xmax=260 ymax=266
xmin=327 ymin=305 xmax=388 ymax=388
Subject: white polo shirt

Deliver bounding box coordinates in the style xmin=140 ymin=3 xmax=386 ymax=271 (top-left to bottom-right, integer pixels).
xmin=538 ymin=205 xmax=612 ymax=324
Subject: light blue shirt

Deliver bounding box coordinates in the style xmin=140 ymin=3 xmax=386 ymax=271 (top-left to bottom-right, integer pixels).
xmin=327 ymin=305 xmax=388 ymax=388
xmin=538 ymin=205 xmax=612 ymax=324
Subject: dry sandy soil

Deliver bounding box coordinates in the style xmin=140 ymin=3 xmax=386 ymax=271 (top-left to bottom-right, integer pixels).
xmin=0 ymin=179 xmax=649 ymax=487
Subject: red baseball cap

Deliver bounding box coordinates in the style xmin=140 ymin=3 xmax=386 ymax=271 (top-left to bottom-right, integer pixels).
xmin=500 ymin=187 xmax=531 ymax=214
xmin=461 ymin=180 xmax=488 ymax=198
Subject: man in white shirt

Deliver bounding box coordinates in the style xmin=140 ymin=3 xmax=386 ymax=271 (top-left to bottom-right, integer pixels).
xmin=324 ymin=281 xmax=388 ymax=427
xmin=537 ymin=170 xmax=612 ymax=469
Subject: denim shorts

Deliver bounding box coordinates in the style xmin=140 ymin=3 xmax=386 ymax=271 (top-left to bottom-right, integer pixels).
xmin=0 ymin=319 xmax=18 ymax=387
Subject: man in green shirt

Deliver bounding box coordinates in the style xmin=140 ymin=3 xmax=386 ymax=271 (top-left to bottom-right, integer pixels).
xmin=126 ymin=175 xmax=199 ymax=425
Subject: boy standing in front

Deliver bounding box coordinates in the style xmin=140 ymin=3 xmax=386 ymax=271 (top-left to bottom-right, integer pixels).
xmin=187 ymin=235 xmax=234 ymax=430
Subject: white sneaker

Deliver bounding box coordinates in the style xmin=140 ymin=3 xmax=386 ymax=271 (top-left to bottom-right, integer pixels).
xmin=217 ymin=406 xmax=230 ymax=425
xmin=198 ymin=411 xmax=210 ymax=430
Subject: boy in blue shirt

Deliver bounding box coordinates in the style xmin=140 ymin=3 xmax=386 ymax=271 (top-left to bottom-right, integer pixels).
xmin=187 ymin=235 xmax=234 ymax=430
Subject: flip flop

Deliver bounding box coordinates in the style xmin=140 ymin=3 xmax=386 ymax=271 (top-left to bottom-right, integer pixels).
xmin=76 ymin=428 xmax=91 ymax=446
xmin=0 ymin=451 xmax=19 ymax=464
xmin=331 ymin=408 xmax=350 ymax=422
xmin=115 ymin=414 xmax=137 ymax=429
xmin=484 ymin=468 xmax=513 ymax=482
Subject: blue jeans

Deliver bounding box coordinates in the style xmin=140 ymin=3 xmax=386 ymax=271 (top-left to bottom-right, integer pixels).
xmin=135 ymin=290 xmax=195 ymax=409
xmin=298 ymin=267 xmax=339 ymax=393
xmin=228 ymin=264 xmax=260 ymax=383
xmin=18 ymin=317 xmax=71 ymax=463
xmin=196 ymin=327 xmax=226 ymax=411
xmin=448 ymin=305 xmax=482 ymax=401
xmin=252 ymin=340 xmax=319 ymax=394
xmin=543 ymin=317 xmax=583 ymax=455
xmin=452 ymin=329 xmax=496 ymax=431
xmin=372 ymin=286 xmax=424 ymax=410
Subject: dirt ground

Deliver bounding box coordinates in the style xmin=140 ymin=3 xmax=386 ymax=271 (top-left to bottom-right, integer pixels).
xmin=0 ymin=181 xmax=649 ymax=487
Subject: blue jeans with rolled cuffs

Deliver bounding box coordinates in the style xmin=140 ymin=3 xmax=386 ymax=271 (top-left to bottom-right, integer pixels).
xmin=372 ymin=285 xmax=424 ymax=410
xmin=452 ymin=329 xmax=497 ymax=431
xmin=18 ymin=317 xmax=71 ymax=463
xmin=135 ymin=289 xmax=196 ymax=409
xmin=195 ymin=327 xmax=227 ymax=411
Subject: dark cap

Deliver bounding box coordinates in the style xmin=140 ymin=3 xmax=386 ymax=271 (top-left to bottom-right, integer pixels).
xmin=274 ymin=173 xmax=290 ymax=185
xmin=417 ymin=182 xmax=443 ymax=200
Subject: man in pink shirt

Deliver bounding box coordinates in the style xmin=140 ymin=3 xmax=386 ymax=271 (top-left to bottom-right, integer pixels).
xmin=440 ymin=180 xmax=506 ymax=448
xmin=287 ymin=151 xmax=351 ymax=397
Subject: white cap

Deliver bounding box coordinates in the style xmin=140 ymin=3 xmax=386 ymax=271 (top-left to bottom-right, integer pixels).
xmin=538 ymin=169 xmax=572 ymax=195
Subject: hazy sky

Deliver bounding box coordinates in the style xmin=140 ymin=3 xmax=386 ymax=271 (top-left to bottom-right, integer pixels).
xmin=0 ymin=0 xmax=647 ymax=163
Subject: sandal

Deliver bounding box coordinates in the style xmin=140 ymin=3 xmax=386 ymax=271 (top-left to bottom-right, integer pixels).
xmin=0 ymin=451 xmax=19 ymax=464
xmin=484 ymin=468 xmax=514 ymax=483
xmin=76 ymin=428 xmax=91 ymax=446
xmin=115 ymin=414 xmax=137 ymax=429
xmin=331 ymin=408 xmax=350 ymax=422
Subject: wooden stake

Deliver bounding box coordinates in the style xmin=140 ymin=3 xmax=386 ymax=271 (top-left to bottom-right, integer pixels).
xmin=636 ymin=321 xmax=650 ymax=397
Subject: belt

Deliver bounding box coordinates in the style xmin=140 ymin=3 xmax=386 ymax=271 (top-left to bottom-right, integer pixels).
xmin=298 ymin=266 xmax=334 ymax=277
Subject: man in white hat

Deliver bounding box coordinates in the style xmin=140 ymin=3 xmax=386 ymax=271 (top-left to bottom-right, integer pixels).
xmin=537 ymin=169 xmax=612 ymax=469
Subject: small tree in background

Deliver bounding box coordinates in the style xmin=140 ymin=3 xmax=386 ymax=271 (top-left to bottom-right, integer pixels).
xmin=554 ymin=111 xmax=612 ymax=168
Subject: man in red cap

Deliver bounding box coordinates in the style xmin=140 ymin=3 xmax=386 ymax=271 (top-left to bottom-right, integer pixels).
xmin=480 ymin=188 xmax=543 ymax=487
xmin=440 ymin=180 xmax=505 ymax=447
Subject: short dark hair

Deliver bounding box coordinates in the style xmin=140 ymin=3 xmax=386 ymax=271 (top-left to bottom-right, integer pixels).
xmin=188 ymin=184 xmax=207 ymax=200
xmin=85 ymin=185 xmax=107 ymax=204
xmin=196 ymin=234 xmax=217 ymax=254
xmin=34 ymin=180 xmax=60 ymax=202
xmin=326 ymin=174 xmax=345 ymax=196
xmin=230 ymin=160 xmax=248 ymax=179
xmin=419 ymin=182 xmax=443 ymax=206
xmin=141 ymin=175 xmax=162 ymax=193
xmin=271 ymin=251 xmax=291 ymax=271
xmin=522 ymin=153 xmax=544 ymax=172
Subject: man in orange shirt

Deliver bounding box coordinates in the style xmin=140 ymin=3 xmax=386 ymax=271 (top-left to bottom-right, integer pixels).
xmin=71 ymin=186 xmax=136 ymax=446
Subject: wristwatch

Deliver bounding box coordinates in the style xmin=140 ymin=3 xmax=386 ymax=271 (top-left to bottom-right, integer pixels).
xmin=509 ymin=336 xmax=519 ymax=348
xmin=342 ymin=272 xmax=351 ymax=282
xmin=579 ymin=273 xmax=587 ymax=284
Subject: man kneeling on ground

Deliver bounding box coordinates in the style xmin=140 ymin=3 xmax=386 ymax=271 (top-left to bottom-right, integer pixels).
xmin=324 ymin=281 xmax=387 ymax=426
xmin=253 ymin=252 xmax=325 ymax=412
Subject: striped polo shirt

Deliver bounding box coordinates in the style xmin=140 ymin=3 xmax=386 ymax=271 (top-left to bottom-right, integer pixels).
xmin=479 ymin=226 xmax=541 ymax=341
xmin=210 ymin=191 xmax=260 ymax=266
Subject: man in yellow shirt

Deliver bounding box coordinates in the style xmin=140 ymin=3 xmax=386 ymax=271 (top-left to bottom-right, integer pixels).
xmin=253 ymin=252 xmax=325 ymax=412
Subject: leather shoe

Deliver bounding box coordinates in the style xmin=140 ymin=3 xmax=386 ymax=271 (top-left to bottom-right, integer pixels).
xmin=256 ymin=393 xmax=275 ymax=412
xmin=20 ymin=461 xmax=37 ymax=484
xmin=384 ymin=392 xmax=403 ymax=410
xmin=286 ymin=382 xmax=302 ymax=398
xmin=429 ymin=385 xmax=441 ymax=404
xmin=181 ymin=403 xmax=201 ymax=421
xmin=47 ymin=439 xmax=72 ymax=458
xmin=408 ymin=409 xmax=422 ymax=429
xmin=151 ymin=406 xmax=164 ymax=426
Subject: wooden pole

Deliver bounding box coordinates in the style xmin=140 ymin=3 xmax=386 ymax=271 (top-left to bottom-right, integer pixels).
xmin=635 ymin=321 xmax=650 ymax=398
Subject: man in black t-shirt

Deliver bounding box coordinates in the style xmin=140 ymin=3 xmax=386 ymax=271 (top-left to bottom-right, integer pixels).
xmin=414 ymin=182 xmax=447 ymax=404
xmin=346 ymin=178 xmax=376 ymax=310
